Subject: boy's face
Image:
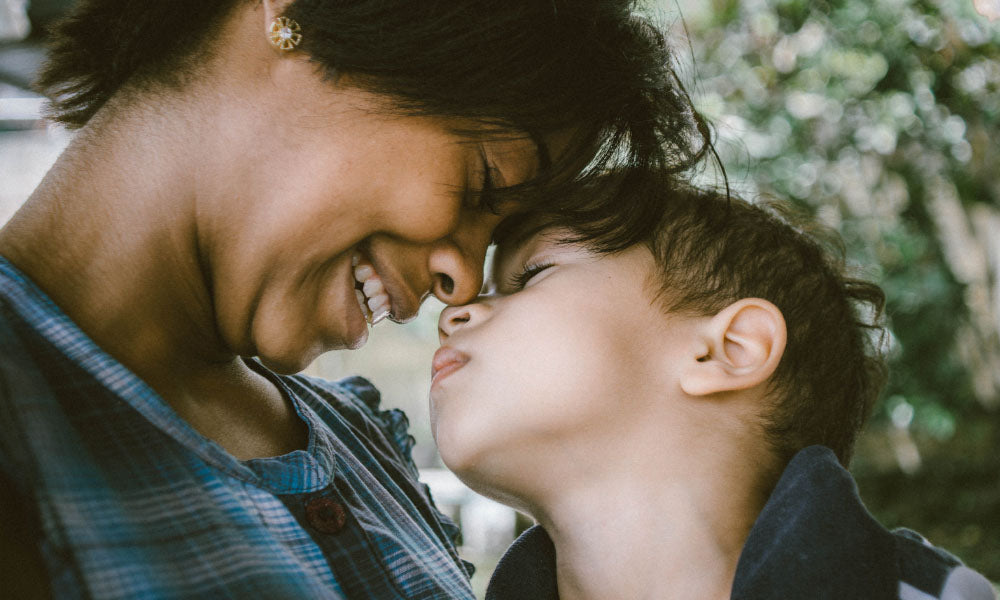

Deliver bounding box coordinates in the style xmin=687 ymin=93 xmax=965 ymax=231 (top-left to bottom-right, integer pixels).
xmin=432 ymin=227 xmax=697 ymax=496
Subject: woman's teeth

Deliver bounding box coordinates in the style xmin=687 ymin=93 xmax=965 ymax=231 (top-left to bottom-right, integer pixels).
xmin=353 ymin=253 xmax=390 ymax=325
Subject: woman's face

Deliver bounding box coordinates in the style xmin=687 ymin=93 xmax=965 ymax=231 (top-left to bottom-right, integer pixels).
xmin=199 ymin=57 xmax=544 ymax=373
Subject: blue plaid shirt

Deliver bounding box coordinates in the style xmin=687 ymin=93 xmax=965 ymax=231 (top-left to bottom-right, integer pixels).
xmin=0 ymin=257 xmax=474 ymax=599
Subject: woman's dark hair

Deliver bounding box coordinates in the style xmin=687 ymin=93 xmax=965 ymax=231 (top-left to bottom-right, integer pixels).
xmin=35 ymin=0 xmax=712 ymax=216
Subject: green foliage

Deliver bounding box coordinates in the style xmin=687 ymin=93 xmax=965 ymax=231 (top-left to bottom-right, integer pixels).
xmin=652 ymin=0 xmax=1000 ymax=579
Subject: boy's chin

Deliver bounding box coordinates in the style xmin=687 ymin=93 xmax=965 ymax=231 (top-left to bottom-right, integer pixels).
xmin=438 ymin=444 xmax=536 ymax=513
xmin=452 ymin=470 xmax=535 ymax=516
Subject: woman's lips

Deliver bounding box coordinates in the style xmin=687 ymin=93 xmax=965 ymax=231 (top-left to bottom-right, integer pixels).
xmin=431 ymin=346 xmax=470 ymax=386
xmin=363 ymin=249 xmax=422 ymax=324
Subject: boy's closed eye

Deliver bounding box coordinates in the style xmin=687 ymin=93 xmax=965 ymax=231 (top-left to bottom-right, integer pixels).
xmin=490 ymin=226 xmax=590 ymax=295
xmin=505 ymin=261 xmax=555 ymax=291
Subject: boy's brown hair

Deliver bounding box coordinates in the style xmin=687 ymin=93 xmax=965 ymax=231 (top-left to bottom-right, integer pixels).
xmin=501 ymin=172 xmax=888 ymax=466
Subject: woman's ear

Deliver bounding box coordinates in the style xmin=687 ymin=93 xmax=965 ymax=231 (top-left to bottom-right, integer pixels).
xmin=679 ymin=298 xmax=787 ymax=397
xmin=261 ymin=0 xmax=295 ymax=26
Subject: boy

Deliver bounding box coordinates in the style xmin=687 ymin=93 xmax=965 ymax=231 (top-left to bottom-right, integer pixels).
xmin=431 ymin=175 xmax=997 ymax=600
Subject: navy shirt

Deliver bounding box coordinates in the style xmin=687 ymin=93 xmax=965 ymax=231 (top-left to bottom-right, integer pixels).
xmin=487 ymin=446 xmax=996 ymax=600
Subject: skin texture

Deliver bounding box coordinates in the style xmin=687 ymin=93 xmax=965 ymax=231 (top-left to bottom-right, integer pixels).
xmin=0 ymin=0 xmax=541 ymax=460
xmin=434 ymin=228 xmax=788 ymax=600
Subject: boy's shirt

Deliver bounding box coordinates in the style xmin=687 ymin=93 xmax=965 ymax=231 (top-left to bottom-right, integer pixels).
xmin=487 ymin=445 xmax=997 ymax=600
xmin=0 ymin=257 xmax=474 ymax=599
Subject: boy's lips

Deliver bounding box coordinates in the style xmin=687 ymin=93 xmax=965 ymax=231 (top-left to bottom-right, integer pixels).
xmin=431 ymin=346 xmax=470 ymax=385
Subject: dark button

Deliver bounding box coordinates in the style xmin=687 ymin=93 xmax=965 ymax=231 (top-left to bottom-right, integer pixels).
xmin=305 ymin=497 xmax=347 ymax=534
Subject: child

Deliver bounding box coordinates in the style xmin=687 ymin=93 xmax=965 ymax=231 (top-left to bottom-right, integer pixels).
xmin=430 ymin=175 xmax=997 ymax=600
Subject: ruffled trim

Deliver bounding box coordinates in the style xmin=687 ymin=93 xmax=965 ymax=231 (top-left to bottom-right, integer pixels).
xmin=334 ymin=376 xmax=473 ymax=577
xmin=420 ymin=481 xmax=475 ymax=578
xmin=378 ymin=408 xmax=418 ymax=479
xmin=336 ymin=376 xmax=417 ymax=478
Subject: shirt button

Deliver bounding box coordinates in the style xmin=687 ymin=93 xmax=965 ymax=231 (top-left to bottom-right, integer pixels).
xmin=305 ymin=497 xmax=348 ymax=534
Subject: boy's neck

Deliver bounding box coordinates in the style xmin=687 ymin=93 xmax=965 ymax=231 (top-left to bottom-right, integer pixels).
xmin=529 ymin=419 xmax=773 ymax=600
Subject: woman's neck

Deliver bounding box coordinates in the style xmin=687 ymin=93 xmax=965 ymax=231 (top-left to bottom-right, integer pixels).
xmin=0 ymin=94 xmax=306 ymax=459
xmin=0 ymin=97 xmax=220 ymax=371
xmin=530 ymin=429 xmax=770 ymax=600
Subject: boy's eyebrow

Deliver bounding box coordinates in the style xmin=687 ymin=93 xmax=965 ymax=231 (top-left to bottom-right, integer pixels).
xmin=491 ymin=217 xmax=548 ymax=278
xmin=490 ymin=241 xmax=524 ymax=287
xmin=492 ymin=209 xmax=553 ymax=249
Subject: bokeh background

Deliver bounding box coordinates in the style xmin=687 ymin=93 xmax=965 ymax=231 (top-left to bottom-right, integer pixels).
xmin=652 ymin=0 xmax=1000 ymax=583
xmin=1 ymin=0 xmax=998 ymax=596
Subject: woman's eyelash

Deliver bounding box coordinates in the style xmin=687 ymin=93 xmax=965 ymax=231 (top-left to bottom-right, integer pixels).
xmin=507 ymin=262 xmax=553 ymax=290
xmin=464 ymin=152 xmax=500 ymax=212
xmin=482 ymin=159 xmax=495 ymax=193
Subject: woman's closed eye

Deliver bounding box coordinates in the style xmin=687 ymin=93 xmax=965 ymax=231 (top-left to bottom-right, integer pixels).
xmin=475 ymin=147 xmax=503 ymax=212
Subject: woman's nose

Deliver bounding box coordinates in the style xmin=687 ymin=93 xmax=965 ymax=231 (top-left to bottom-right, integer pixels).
xmin=427 ymin=245 xmax=485 ymax=307
xmin=428 ymin=209 xmax=502 ymax=305
xmin=430 ymin=265 xmax=480 ymax=306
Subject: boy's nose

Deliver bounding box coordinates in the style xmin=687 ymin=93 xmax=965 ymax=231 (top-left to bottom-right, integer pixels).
xmin=438 ymin=302 xmax=490 ymax=343
xmin=438 ymin=305 xmax=470 ymax=343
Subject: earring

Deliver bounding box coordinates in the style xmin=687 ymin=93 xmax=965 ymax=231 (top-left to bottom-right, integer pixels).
xmin=268 ymin=17 xmax=302 ymax=51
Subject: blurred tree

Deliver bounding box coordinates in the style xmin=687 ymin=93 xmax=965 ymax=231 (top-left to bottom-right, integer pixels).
xmin=650 ymin=0 xmax=1000 ymax=579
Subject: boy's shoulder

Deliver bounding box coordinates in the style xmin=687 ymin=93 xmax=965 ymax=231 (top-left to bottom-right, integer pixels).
xmin=893 ymin=527 xmax=995 ymax=600
xmin=733 ymin=445 xmax=996 ymax=600
xmin=487 ymin=445 xmax=996 ymax=600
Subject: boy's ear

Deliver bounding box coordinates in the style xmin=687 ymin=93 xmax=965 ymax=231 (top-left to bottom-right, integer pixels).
xmin=679 ymin=298 xmax=787 ymax=397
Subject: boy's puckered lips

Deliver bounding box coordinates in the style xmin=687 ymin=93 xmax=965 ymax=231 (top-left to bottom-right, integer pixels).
xmin=431 ymin=346 xmax=470 ymax=386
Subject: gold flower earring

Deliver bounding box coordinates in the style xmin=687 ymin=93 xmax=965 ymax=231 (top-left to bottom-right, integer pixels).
xmin=268 ymin=17 xmax=302 ymax=51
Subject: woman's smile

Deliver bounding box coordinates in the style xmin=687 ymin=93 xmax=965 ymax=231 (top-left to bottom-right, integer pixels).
xmin=352 ymin=252 xmax=391 ymax=325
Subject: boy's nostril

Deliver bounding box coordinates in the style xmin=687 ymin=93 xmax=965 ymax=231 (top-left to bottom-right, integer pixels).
xmin=438 ymin=274 xmax=455 ymax=296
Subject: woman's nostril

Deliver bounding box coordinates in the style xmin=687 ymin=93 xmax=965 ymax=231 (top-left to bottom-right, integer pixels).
xmin=438 ymin=274 xmax=455 ymax=296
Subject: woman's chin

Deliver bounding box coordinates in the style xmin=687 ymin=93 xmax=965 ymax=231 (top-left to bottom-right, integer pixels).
xmin=253 ymin=320 xmax=369 ymax=373
xmin=254 ymin=354 xmax=306 ymax=375
xmin=254 ymin=340 xmax=325 ymax=375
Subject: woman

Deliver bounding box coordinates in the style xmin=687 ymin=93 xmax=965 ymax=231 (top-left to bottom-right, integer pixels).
xmin=0 ymin=0 xmax=706 ymax=597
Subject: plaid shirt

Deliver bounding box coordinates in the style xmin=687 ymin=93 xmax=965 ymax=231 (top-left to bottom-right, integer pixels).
xmin=0 ymin=257 xmax=474 ymax=599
